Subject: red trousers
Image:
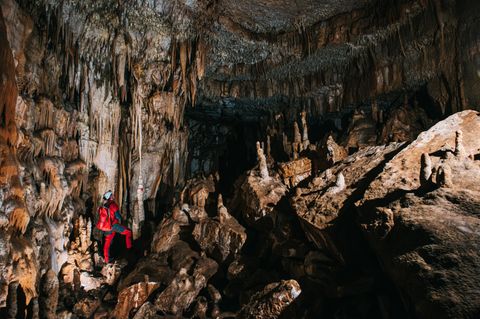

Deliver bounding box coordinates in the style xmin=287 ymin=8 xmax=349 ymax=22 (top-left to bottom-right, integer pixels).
xmin=103 ymin=224 xmax=132 ymax=263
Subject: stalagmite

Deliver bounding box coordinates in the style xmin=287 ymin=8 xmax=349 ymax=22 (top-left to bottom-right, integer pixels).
xmin=266 ymin=135 xmax=271 ymax=158
xmin=30 ymin=298 xmax=39 ymax=319
xmin=7 ymin=282 xmax=19 ymax=319
xmin=327 ymin=172 xmax=345 ymax=194
xmin=420 ymin=153 xmax=432 ymax=187
xmin=300 ymin=111 xmax=310 ymax=149
xmin=293 ymin=122 xmax=302 ymax=156
xmin=454 ymin=130 xmax=466 ymax=158
xmin=256 ymin=141 xmax=269 ymax=179
xmin=217 ymin=194 xmax=232 ymax=223
xmin=39 ymin=269 xmax=59 ymax=319
xmin=436 ymin=164 xmax=453 ymax=188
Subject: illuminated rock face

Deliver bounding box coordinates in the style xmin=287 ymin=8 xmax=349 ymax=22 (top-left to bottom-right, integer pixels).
xmin=0 ymin=0 xmax=479 ymax=318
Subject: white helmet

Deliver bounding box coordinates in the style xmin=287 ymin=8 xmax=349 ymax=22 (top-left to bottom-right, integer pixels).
xmin=103 ymin=190 xmax=113 ymax=200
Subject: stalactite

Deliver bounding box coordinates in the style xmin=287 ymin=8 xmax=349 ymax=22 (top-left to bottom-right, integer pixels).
xmin=35 ymin=99 xmax=55 ymax=130
xmin=114 ymin=34 xmax=127 ymax=102
xmin=39 ymin=129 xmax=56 ymax=156
xmin=196 ymin=39 xmax=206 ymax=80
xmin=180 ymin=41 xmax=188 ymax=97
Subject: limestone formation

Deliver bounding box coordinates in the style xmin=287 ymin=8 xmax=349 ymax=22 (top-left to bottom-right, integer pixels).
xmin=39 ymin=270 xmax=58 ymax=319
xmin=300 ymin=111 xmax=310 ymax=150
xmin=455 ymin=130 xmax=466 ymax=158
xmin=326 ymin=172 xmax=346 ymax=194
xmin=292 ymin=122 xmax=302 ymax=158
xmin=420 ymin=153 xmax=433 ymax=187
xmin=237 ymin=280 xmax=301 ymax=319
xmin=256 ymin=141 xmax=269 ymax=179
xmin=436 ymin=164 xmax=453 ymax=188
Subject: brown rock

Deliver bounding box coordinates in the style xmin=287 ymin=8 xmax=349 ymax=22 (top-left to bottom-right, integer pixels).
xmin=237 ymin=280 xmax=301 ymax=319
xmin=73 ymin=297 xmax=100 ymax=318
xmin=151 ymin=218 xmax=182 ymax=254
xmin=155 ymin=256 xmax=218 ymax=315
xmin=114 ymin=281 xmax=161 ymax=319
xmin=232 ymin=171 xmax=287 ymax=227
xmin=356 ymin=111 xmax=480 ymax=318
xmin=278 ymin=157 xmax=312 ymax=187
xmin=132 ymin=302 xmax=159 ymax=319
xmin=291 ymin=143 xmax=402 ymax=256
xmin=192 ymin=206 xmax=246 ymax=262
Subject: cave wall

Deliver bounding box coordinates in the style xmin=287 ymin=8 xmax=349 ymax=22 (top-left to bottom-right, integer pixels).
xmin=0 ymin=0 xmax=210 ymax=313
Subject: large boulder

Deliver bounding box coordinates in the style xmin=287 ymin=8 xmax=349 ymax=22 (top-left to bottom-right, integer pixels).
xmin=231 ymin=170 xmax=287 ymax=227
xmin=237 ymin=279 xmax=301 ymax=319
xmin=356 ymin=110 xmax=480 ymax=318
xmin=154 ymin=255 xmax=218 ymax=315
xmin=193 ymin=196 xmax=246 ymax=262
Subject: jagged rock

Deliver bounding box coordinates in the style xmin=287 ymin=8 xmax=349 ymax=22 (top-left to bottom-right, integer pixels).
xmin=356 ymin=110 xmax=480 ymax=318
xmin=39 ymin=269 xmax=59 ymax=319
xmin=185 ymin=205 xmax=208 ymax=223
xmin=151 ymin=218 xmax=182 ymax=254
xmin=73 ymin=297 xmax=100 ymax=318
xmin=171 ymin=205 xmax=189 ymax=225
xmin=291 ymin=143 xmax=402 ymax=253
xmin=278 ymin=157 xmax=312 ymax=187
xmin=114 ymin=281 xmax=161 ymax=319
xmin=79 ymin=272 xmax=102 ymax=291
xmin=155 ymin=255 xmax=218 ymax=315
xmin=360 ymin=111 xmax=480 ymax=202
xmin=100 ymin=262 xmax=125 ymax=286
xmin=193 ymin=197 xmax=246 ymax=262
xmin=345 ymin=110 xmax=377 ymax=150
xmin=359 ymin=207 xmax=394 ymax=240
xmin=1 ymin=0 xmax=480 ymax=317
xmin=181 ymin=176 xmax=216 ymax=211
xmin=132 ymin=302 xmax=159 ymax=319
xmin=232 ymin=170 xmax=287 ymax=227
xmin=379 ymin=100 xmax=431 ymax=143
xmin=237 ymin=280 xmax=301 ymax=319
xmin=117 ymin=257 xmax=173 ymax=292
xmin=192 ymin=296 xmax=208 ymax=319
xmin=168 ymin=241 xmax=200 ymax=272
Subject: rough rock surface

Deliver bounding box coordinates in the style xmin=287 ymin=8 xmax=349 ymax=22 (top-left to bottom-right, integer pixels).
xmin=293 ymin=110 xmax=480 ymax=318
xmin=237 ymin=279 xmax=301 ymax=319
xmin=232 ymin=169 xmax=287 ymax=227
xmin=357 ymin=110 xmax=480 ymax=318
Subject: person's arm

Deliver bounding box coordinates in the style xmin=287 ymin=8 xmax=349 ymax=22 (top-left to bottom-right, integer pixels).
xmin=109 ymin=202 xmax=122 ymax=223
xmin=114 ymin=210 xmax=122 ymax=223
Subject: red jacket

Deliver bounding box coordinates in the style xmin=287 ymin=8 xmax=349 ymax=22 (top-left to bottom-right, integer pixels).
xmin=96 ymin=200 xmax=121 ymax=231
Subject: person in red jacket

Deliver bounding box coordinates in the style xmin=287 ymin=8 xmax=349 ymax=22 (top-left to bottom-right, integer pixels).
xmin=97 ymin=190 xmax=132 ymax=263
